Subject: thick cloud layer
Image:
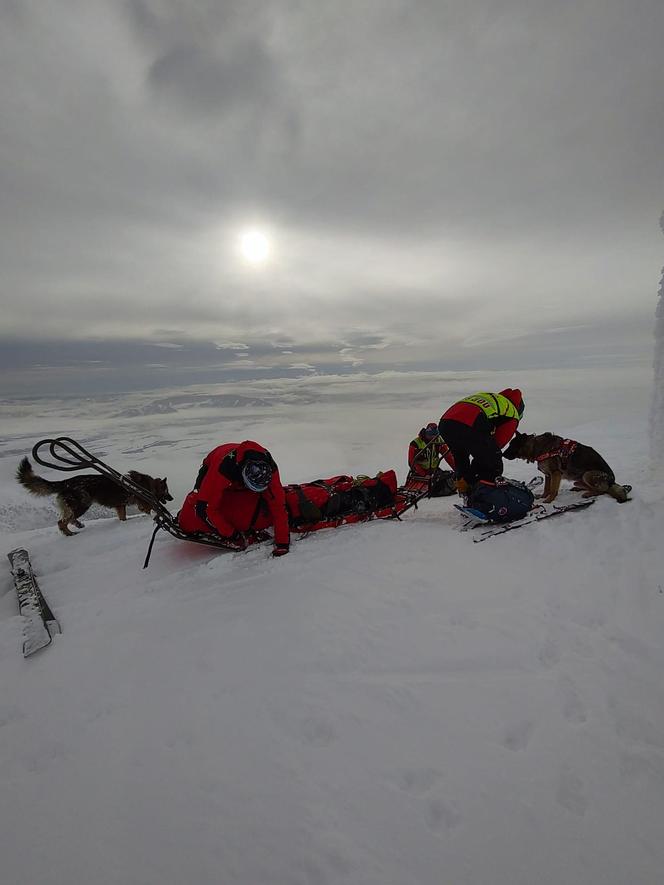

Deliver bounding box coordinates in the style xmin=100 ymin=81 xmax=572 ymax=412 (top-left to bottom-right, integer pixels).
xmin=1 ymin=0 xmax=662 ymax=388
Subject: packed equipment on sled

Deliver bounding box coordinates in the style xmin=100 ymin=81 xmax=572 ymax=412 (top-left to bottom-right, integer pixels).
xmin=284 ymin=471 xmax=405 ymax=530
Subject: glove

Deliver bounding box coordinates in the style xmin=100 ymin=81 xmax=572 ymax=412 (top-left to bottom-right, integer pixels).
xmin=272 ymin=544 xmax=290 ymax=558
xmin=455 ymin=478 xmax=470 ymax=495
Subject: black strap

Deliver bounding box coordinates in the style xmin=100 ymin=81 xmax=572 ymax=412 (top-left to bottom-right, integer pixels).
xmin=143 ymin=523 xmax=161 ymax=569
xmin=293 ymin=486 xmax=322 ymax=522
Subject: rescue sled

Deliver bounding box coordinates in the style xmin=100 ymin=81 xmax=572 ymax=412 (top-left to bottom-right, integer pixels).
xmin=30 ymin=438 xmax=428 ymax=567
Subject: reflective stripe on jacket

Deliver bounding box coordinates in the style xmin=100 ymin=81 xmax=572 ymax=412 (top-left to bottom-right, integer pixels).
xmin=459 ymin=392 xmax=521 ymax=422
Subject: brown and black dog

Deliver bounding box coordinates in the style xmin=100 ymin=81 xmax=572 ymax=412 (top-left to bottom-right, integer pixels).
xmin=503 ymin=432 xmax=630 ymax=504
xmin=17 ymin=457 xmax=173 ymax=535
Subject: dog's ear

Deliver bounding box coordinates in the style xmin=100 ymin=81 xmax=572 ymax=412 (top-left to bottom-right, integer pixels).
xmin=159 ymin=478 xmax=174 ymax=501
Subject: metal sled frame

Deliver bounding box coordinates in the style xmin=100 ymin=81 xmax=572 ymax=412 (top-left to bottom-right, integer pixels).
xmin=31 ymin=437 xmax=249 ymax=565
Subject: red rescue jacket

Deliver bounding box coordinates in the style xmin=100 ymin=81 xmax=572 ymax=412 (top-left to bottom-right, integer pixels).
xmin=178 ymin=441 xmax=290 ymax=548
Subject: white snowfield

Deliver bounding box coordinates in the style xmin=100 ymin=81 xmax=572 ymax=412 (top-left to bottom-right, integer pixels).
xmin=1 ymin=365 xmax=663 ymax=885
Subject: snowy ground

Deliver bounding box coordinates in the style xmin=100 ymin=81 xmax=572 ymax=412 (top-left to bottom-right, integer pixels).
xmin=1 ymin=364 xmax=663 ymax=885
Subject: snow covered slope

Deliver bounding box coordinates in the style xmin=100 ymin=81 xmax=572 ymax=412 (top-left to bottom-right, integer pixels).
xmin=1 ymin=365 xmax=663 ymax=885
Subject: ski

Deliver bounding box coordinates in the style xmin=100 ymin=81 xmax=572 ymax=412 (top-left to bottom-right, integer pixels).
xmin=7 ymin=548 xmax=61 ymax=657
xmin=455 ymin=504 xmax=491 ymax=525
xmin=471 ymin=499 xmax=595 ymax=543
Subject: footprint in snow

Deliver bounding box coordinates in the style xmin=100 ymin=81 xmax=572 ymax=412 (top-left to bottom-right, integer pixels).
xmin=556 ymin=766 xmax=588 ymax=816
xmin=300 ymin=715 xmax=337 ymax=747
xmin=559 ymin=676 xmax=588 ymax=724
xmin=396 ymin=767 xmax=443 ymax=795
xmin=501 ymin=719 xmax=534 ymax=751
xmin=425 ymin=797 xmax=462 ymax=832
xmin=394 ymin=769 xmax=462 ymax=832
xmin=537 ymin=636 xmax=561 ymax=669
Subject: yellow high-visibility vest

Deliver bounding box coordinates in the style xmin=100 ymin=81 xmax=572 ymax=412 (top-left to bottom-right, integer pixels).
xmin=411 ymin=436 xmax=442 ymax=471
xmin=460 ymin=392 xmax=520 ymax=421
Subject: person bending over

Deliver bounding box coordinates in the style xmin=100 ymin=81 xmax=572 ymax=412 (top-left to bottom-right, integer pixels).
xmin=438 ymin=389 xmax=524 ymax=494
xmin=178 ymin=440 xmax=290 ymax=557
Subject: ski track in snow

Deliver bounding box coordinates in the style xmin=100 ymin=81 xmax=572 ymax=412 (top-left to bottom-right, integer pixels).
xmin=1 ymin=366 xmax=663 ymax=885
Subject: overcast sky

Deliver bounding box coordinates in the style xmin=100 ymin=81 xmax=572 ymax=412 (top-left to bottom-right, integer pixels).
xmin=1 ymin=0 xmax=663 ymax=394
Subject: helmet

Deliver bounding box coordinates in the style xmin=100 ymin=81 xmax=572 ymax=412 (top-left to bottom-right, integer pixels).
xmin=421 ymin=422 xmax=440 ymax=441
xmin=241 ymin=459 xmax=273 ymax=492
xmin=500 ymin=388 xmax=524 ymax=418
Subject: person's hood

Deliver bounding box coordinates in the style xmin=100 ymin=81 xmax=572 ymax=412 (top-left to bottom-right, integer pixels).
xmin=499 ymin=388 xmax=524 ymax=416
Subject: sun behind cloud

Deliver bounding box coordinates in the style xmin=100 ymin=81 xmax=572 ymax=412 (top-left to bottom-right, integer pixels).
xmin=237 ymin=228 xmax=272 ymax=265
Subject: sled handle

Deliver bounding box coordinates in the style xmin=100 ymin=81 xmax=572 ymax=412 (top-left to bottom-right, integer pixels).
xmin=31 ymin=437 xmax=98 ymax=471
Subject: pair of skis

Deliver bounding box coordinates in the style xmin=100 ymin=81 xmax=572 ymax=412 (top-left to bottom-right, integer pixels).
xmin=7 ymin=548 xmax=61 ymax=657
xmin=459 ymin=498 xmax=596 ymax=542
xmin=455 ymin=476 xmax=596 ymax=542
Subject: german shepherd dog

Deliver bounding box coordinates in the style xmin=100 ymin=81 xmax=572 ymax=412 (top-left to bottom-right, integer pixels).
xmin=503 ymin=432 xmax=630 ymax=504
xmin=17 ymin=457 xmax=173 ymax=536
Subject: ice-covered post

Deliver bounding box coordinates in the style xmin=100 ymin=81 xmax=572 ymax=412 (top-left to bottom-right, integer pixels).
xmin=650 ymin=211 xmax=664 ymax=474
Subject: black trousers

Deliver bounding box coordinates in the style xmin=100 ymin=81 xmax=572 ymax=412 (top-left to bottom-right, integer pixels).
xmin=438 ymin=417 xmax=503 ymax=485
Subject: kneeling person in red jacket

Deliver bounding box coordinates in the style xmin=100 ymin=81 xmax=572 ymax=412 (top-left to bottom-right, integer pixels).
xmin=407 ymin=423 xmax=456 ymax=497
xmin=438 ymin=389 xmax=524 ymax=494
xmin=178 ymin=441 xmax=290 ymax=557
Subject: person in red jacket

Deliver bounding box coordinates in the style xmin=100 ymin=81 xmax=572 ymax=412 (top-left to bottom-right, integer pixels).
xmin=178 ymin=441 xmax=290 ymax=556
xmin=438 ymin=389 xmax=524 ymax=493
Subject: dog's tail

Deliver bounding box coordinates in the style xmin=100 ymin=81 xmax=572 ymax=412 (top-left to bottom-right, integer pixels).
xmin=582 ymin=469 xmax=630 ymax=503
xmin=16 ymin=457 xmax=60 ymax=497
xmin=608 ymin=482 xmax=630 ymax=503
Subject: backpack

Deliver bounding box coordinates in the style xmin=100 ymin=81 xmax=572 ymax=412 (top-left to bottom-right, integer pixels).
xmin=467 ymin=478 xmax=534 ymax=523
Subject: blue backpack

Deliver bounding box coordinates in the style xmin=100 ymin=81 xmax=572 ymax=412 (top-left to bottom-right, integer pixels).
xmin=467 ymin=479 xmax=535 ymax=523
